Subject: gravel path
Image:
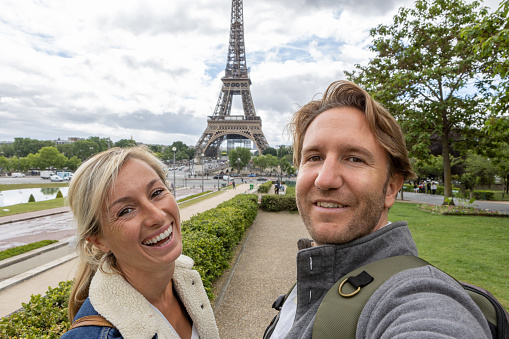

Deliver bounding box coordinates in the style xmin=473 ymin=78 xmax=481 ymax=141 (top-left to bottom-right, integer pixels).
xmin=213 ymin=210 xmax=309 ymax=339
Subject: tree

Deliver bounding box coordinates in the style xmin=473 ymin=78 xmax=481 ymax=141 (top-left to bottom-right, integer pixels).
xmin=12 ymin=137 xmax=54 ymax=157
xmin=346 ymin=0 xmax=490 ymax=205
xmin=115 ymin=139 xmax=138 ymax=149
xmin=38 ymin=147 xmax=67 ymax=169
xmin=463 ymin=0 xmax=509 ymax=113
xmin=73 ymin=140 xmax=99 ymax=161
xmin=228 ymin=148 xmax=251 ymax=173
xmin=262 ymin=147 xmax=278 ymax=156
xmin=66 ymin=156 xmax=82 ymax=171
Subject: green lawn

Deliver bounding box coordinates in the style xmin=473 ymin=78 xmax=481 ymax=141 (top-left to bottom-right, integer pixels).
xmin=0 ymin=183 xmax=69 ymax=191
xmin=0 ymin=240 xmax=58 ymax=261
xmin=0 ymin=198 xmax=67 ymax=217
xmin=389 ymin=202 xmax=509 ymax=310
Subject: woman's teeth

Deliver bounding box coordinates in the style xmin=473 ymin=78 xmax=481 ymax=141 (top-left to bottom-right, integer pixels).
xmin=143 ymin=225 xmax=173 ymax=246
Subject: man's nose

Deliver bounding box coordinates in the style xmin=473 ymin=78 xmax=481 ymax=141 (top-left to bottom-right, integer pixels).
xmin=314 ymin=157 xmax=342 ymax=190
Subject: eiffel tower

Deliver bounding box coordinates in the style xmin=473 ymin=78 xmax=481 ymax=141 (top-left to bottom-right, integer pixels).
xmin=195 ymin=0 xmax=269 ymax=159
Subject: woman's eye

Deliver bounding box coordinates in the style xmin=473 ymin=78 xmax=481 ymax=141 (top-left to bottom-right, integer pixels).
xmin=118 ymin=207 xmax=133 ymax=217
xmin=151 ymin=188 xmax=165 ymax=198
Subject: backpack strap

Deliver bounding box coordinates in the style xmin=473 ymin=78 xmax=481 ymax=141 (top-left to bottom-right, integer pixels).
xmin=312 ymin=255 xmax=429 ymax=339
xmin=70 ymin=315 xmax=117 ymax=330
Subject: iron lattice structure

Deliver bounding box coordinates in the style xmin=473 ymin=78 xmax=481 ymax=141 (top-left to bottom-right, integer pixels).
xmin=195 ymin=0 xmax=269 ymax=158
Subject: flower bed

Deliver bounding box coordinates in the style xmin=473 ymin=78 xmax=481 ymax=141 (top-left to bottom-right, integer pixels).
xmin=419 ymin=204 xmax=508 ymax=217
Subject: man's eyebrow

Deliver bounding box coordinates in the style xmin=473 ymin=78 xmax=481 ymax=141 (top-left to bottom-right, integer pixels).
xmin=301 ymin=145 xmax=321 ymax=155
xmin=109 ymin=178 xmax=161 ymax=209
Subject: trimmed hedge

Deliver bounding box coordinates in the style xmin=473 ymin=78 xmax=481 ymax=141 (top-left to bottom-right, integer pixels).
xmin=182 ymin=194 xmax=258 ymax=297
xmin=260 ymin=194 xmax=297 ymax=212
xmin=0 ymin=194 xmax=259 ymax=337
xmin=472 ymin=190 xmax=495 ymax=201
xmin=260 ymin=185 xmax=297 ymax=212
xmin=257 ymin=180 xmax=272 ymax=193
xmin=0 ymin=281 xmax=72 ymax=338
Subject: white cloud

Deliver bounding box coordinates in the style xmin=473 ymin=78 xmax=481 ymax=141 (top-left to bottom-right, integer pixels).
xmin=0 ymin=0 xmax=500 ymax=148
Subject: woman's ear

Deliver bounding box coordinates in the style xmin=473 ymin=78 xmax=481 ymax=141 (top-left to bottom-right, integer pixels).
xmin=87 ymin=235 xmax=110 ymax=254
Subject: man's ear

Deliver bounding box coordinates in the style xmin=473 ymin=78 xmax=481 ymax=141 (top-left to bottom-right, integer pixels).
xmin=87 ymin=235 xmax=110 ymax=254
xmin=385 ymin=174 xmax=404 ymax=209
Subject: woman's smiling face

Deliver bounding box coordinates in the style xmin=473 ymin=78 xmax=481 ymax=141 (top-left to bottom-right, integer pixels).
xmin=89 ymin=158 xmax=182 ymax=278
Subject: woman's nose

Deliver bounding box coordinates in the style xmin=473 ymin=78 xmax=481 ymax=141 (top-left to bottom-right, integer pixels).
xmin=143 ymin=201 xmax=166 ymax=227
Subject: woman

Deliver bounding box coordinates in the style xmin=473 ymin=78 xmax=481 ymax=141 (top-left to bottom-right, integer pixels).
xmin=61 ymin=146 xmax=219 ymax=339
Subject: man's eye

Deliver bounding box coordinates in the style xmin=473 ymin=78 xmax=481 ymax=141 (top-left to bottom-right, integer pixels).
xmin=348 ymin=157 xmax=363 ymax=163
xmin=308 ymin=155 xmax=322 ymax=162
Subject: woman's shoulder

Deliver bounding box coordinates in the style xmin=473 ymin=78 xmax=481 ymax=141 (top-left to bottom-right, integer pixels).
xmin=60 ymin=298 xmax=123 ymax=339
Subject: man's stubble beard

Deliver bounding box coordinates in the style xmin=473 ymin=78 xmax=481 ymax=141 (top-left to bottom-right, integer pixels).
xmin=296 ymin=182 xmax=389 ymax=245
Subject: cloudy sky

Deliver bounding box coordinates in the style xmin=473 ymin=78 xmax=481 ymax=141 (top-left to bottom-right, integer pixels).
xmin=0 ymin=0 xmax=501 ymax=148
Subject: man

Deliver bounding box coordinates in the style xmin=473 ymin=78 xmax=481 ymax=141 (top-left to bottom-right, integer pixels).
xmin=265 ymin=81 xmax=490 ymax=338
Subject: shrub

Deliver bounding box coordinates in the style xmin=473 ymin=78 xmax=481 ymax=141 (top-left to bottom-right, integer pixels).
xmin=260 ymin=194 xmax=298 ymax=212
xmin=28 ymin=194 xmax=36 ymax=203
xmin=472 ymin=190 xmax=495 ymax=201
xmin=56 ymin=190 xmax=63 ymax=199
xmin=257 ymin=181 xmax=272 ymax=193
xmin=0 ymin=281 xmax=72 ymax=338
xmin=180 ymin=193 xmax=258 ymax=298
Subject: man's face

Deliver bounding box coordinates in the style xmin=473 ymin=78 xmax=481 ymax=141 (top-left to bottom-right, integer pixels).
xmin=295 ymin=107 xmax=402 ymax=245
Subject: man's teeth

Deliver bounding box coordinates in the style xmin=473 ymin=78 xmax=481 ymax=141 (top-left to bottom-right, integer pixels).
xmin=143 ymin=225 xmax=173 ymax=245
xmin=317 ymin=202 xmax=343 ymax=208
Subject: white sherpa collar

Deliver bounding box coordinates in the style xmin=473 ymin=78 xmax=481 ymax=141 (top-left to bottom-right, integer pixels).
xmin=89 ymin=255 xmax=219 ymax=339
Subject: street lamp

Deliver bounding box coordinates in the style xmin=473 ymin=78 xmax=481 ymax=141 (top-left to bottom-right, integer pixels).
xmin=201 ymin=153 xmax=205 ymax=192
xmin=172 ymin=147 xmax=177 ymax=198
xmin=216 ymin=158 xmax=220 ymax=191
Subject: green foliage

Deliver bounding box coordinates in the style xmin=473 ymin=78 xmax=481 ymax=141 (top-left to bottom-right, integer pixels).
xmin=472 ymin=190 xmax=495 ymax=201
xmin=228 ymin=147 xmax=251 ymax=173
xmin=55 ymin=190 xmax=63 ymax=199
xmin=0 ymin=281 xmax=72 ymax=338
xmin=0 ymin=240 xmax=58 ymax=261
xmin=28 ymin=194 xmax=36 ymax=203
xmin=462 ymin=0 xmax=509 ymax=112
xmin=181 ymin=194 xmax=258 ymax=297
xmin=257 ymin=181 xmax=272 ymax=193
xmin=260 ymin=195 xmax=297 ymax=212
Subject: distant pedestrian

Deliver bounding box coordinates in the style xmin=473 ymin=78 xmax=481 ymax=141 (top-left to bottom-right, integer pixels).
xmin=275 ymin=180 xmax=280 ymax=195
xmin=431 ymin=181 xmax=437 ymax=195
xmin=232 ymin=180 xmax=236 ymax=190
xmin=427 ymin=181 xmax=431 ymax=194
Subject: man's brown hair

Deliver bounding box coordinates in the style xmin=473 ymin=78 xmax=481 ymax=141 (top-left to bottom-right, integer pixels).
xmin=288 ymin=80 xmax=415 ymax=180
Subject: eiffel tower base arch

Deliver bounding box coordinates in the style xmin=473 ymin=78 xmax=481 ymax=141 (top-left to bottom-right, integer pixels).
xmin=195 ymin=116 xmax=269 ymax=159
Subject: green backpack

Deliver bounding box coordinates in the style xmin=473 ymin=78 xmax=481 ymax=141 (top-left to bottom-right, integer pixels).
xmin=264 ymin=255 xmax=509 ymax=339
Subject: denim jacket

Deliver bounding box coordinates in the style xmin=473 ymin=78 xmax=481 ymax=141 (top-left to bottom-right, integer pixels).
xmin=60 ymin=255 xmax=218 ymax=339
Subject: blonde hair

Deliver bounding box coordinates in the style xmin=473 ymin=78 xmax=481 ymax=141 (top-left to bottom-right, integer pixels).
xmin=67 ymin=146 xmax=169 ymax=321
xmin=289 ymin=80 xmax=415 ymax=180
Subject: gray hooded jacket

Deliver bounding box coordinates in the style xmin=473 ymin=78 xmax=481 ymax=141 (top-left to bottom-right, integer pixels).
xmin=279 ymin=221 xmax=491 ymax=338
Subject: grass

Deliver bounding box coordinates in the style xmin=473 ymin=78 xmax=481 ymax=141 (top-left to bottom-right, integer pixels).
xmin=389 ymin=201 xmax=509 ymax=310
xmin=0 ymin=198 xmax=67 ymax=217
xmin=0 ymin=240 xmax=58 ymax=261
xmin=0 ymin=183 xmax=69 ymax=191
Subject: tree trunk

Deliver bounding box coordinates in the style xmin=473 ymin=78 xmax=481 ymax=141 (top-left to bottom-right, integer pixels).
xmin=441 ymin=135 xmax=455 ymax=206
